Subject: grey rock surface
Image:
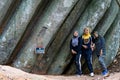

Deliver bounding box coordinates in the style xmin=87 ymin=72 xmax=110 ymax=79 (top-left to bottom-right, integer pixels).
xmin=0 ymin=0 xmax=119 ymax=75
xmin=47 ymin=0 xmax=112 ymax=74
xmin=0 ymin=0 xmax=43 ymax=64
xmin=13 ymin=0 xmax=78 ymax=73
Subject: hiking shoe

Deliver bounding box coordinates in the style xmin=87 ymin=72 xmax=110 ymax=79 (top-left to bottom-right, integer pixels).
xmin=102 ymin=70 xmax=109 ymax=77
xmin=76 ymin=74 xmax=82 ymax=77
xmin=90 ymin=72 xmax=94 ymax=77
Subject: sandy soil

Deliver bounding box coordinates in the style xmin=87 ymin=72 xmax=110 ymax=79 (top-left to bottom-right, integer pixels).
xmin=0 ymin=49 xmax=120 ymax=80
xmin=0 ymin=65 xmax=120 ymax=80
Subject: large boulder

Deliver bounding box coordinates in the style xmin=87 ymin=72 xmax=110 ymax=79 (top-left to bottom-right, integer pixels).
xmin=47 ymin=0 xmax=112 ymax=74
xmin=0 ymin=0 xmax=119 ymax=75
xmin=0 ymin=0 xmax=43 ymax=64
xmin=47 ymin=0 xmax=90 ymax=74
xmin=66 ymin=0 xmax=120 ymax=73
xmin=37 ymin=0 xmax=92 ymax=75
xmin=13 ymin=0 xmax=78 ymax=73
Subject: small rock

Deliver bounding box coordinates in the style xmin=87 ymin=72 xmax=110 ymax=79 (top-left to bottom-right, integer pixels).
xmin=113 ymin=59 xmax=117 ymax=63
xmin=116 ymin=69 xmax=120 ymax=72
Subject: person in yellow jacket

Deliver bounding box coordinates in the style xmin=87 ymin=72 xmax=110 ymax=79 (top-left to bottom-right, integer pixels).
xmin=82 ymin=27 xmax=94 ymax=77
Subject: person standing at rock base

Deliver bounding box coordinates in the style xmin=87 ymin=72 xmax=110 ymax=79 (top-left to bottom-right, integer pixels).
xmin=93 ymin=31 xmax=109 ymax=77
xmin=82 ymin=27 xmax=94 ymax=77
xmin=70 ymin=31 xmax=83 ymax=76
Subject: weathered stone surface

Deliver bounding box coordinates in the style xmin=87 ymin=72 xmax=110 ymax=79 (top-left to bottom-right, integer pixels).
xmin=0 ymin=0 xmax=13 ymax=25
xmin=0 ymin=0 xmax=43 ymax=64
xmin=47 ymin=0 xmax=112 ymax=74
xmin=94 ymin=0 xmax=119 ymax=36
xmin=0 ymin=0 xmax=119 ymax=75
xmin=0 ymin=0 xmax=22 ymax=35
xmin=104 ymin=10 xmax=120 ymax=67
xmin=93 ymin=10 xmax=120 ymax=70
xmin=38 ymin=0 xmax=91 ymax=75
xmin=76 ymin=0 xmax=111 ymax=35
xmin=92 ymin=0 xmax=119 ymax=69
xmin=13 ymin=0 xmax=78 ymax=73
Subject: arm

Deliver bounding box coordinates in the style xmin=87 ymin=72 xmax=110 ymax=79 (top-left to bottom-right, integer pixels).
xmin=91 ymin=36 xmax=95 ymax=51
xmin=70 ymin=39 xmax=73 ymax=50
xmin=70 ymin=39 xmax=77 ymax=54
xmin=100 ymin=37 xmax=105 ymax=49
xmin=78 ymin=37 xmax=82 ymax=50
xmin=87 ymin=37 xmax=93 ymax=49
xmin=100 ymin=37 xmax=105 ymax=55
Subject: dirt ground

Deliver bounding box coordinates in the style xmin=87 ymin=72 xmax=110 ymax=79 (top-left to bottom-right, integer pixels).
xmin=0 ymin=49 xmax=120 ymax=80
xmin=0 ymin=64 xmax=120 ymax=80
xmin=108 ymin=48 xmax=120 ymax=73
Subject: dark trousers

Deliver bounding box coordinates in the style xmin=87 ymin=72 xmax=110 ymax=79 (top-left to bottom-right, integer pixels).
xmin=83 ymin=50 xmax=93 ymax=73
xmin=73 ymin=52 xmax=82 ymax=75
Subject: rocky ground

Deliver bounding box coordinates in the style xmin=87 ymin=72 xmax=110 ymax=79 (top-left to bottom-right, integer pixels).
xmin=108 ymin=48 xmax=120 ymax=73
xmin=0 ymin=49 xmax=120 ymax=80
xmin=0 ymin=65 xmax=120 ymax=80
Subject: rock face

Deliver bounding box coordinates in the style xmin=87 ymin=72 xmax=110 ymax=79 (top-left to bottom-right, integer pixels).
xmin=105 ymin=10 xmax=120 ymax=66
xmin=0 ymin=0 xmax=120 ymax=75
xmin=92 ymin=0 xmax=119 ymax=69
xmin=0 ymin=0 xmax=43 ymax=64
xmin=47 ymin=0 xmax=91 ymax=74
xmin=94 ymin=0 xmax=119 ymax=36
xmin=93 ymin=10 xmax=120 ymax=70
xmin=47 ymin=0 xmax=112 ymax=74
xmin=48 ymin=0 xmax=113 ymax=74
xmin=13 ymin=0 xmax=78 ymax=73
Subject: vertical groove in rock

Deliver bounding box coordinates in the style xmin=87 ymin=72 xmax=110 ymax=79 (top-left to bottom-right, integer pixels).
xmin=0 ymin=0 xmax=119 ymax=75
xmin=6 ymin=0 xmax=51 ymax=65
xmin=47 ymin=0 xmax=92 ymax=75
xmin=93 ymin=10 xmax=120 ymax=70
xmin=0 ymin=0 xmax=22 ymax=35
xmin=0 ymin=0 xmax=43 ymax=64
xmin=13 ymin=0 xmax=78 ymax=73
xmin=0 ymin=0 xmax=13 ymax=25
xmin=104 ymin=10 xmax=120 ymax=67
xmin=93 ymin=0 xmax=119 ymax=36
xmin=52 ymin=0 xmax=111 ymax=74
xmin=92 ymin=0 xmax=119 ymax=70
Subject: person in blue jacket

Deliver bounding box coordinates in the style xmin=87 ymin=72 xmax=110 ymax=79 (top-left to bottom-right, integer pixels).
xmin=93 ymin=31 xmax=109 ymax=77
xmin=70 ymin=31 xmax=82 ymax=76
xmin=82 ymin=27 xmax=94 ymax=77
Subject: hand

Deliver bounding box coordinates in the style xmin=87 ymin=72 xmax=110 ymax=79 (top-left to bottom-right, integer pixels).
xmin=100 ymin=49 xmax=103 ymax=56
xmin=91 ymin=43 xmax=95 ymax=48
xmin=82 ymin=45 xmax=88 ymax=49
xmin=91 ymin=44 xmax=95 ymax=51
xmin=71 ymin=49 xmax=77 ymax=54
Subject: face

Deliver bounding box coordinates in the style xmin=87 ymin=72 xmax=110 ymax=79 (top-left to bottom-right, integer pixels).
xmin=94 ymin=32 xmax=98 ymax=38
xmin=84 ymin=28 xmax=89 ymax=35
xmin=73 ymin=31 xmax=78 ymax=37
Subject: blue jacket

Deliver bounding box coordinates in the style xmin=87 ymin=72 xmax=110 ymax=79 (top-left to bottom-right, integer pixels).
xmin=82 ymin=37 xmax=92 ymax=55
xmin=93 ymin=35 xmax=106 ymax=56
xmin=70 ymin=37 xmax=82 ymax=53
